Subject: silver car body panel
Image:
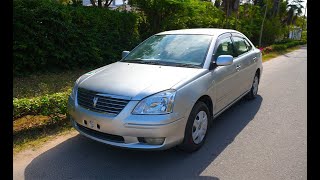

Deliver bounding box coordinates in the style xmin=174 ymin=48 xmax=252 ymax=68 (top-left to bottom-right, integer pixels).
xmin=77 ymin=62 xmax=207 ymax=101
xmin=68 ymin=28 xmax=263 ymax=150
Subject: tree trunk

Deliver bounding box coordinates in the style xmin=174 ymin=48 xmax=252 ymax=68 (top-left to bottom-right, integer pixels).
xmin=259 ymin=5 xmax=268 ymax=47
xmin=235 ymin=10 xmax=239 ymax=29
xmin=106 ymin=0 xmax=114 ymax=7
xmin=98 ymin=0 xmax=102 ymax=7
xmin=276 ymin=0 xmax=281 ymax=16
xmin=90 ymin=0 xmax=96 ymax=7
xmin=233 ymin=0 xmax=240 ymax=11
xmin=272 ymin=0 xmax=280 ymax=17
xmin=225 ymin=0 xmax=230 ymax=27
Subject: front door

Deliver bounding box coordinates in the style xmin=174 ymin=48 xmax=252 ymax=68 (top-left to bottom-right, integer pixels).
xmin=211 ymin=35 xmax=239 ymax=113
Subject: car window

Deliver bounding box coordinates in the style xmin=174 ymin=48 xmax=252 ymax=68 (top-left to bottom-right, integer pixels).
xmin=232 ymin=36 xmax=250 ymax=56
xmin=213 ymin=37 xmax=235 ymax=60
xmin=244 ymin=38 xmax=252 ymax=51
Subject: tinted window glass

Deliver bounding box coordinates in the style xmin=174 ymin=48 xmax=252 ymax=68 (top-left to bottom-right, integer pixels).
xmin=244 ymin=38 xmax=252 ymax=50
xmin=214 ymin=37 xmax=234 ymax=60
xmin=232 ymin=36 xmax=249 ymax=56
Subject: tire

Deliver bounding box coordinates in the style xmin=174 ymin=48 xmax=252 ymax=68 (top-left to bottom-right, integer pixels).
xmin=178 ymin=101 xmax=210 ymax=153
xmin=245 ymin=72 xmax=260 ymax=100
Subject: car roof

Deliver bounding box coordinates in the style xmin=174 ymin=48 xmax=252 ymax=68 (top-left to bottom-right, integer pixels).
xmin=156 ymin=28 xmax=239 ymax=36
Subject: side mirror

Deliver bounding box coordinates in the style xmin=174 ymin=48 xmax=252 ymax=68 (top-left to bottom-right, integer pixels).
xmin=122 ymin=51 xmax=130 ymax=59
xmin=216 ymin=55 xmax=233 ymax=66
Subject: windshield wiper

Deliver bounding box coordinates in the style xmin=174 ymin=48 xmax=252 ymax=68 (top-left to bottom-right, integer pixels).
xmin=122 ymin=59 xmax=166 ymax=65
xmin=122 ymin=59 xmax=201 ymax=68
xmin=172 ymin=63 xmax=201 ymax=68
xmin=121 ymin=59 xmax=145 ymax=63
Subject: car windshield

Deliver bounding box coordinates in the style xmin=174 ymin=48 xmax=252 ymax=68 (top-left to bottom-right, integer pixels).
xmin=121 ymin=34 xmax=213 ymax=68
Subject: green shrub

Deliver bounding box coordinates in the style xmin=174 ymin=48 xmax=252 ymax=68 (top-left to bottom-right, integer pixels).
xmin=13 ymin=90 xmax=71 ymax=119
xmin=286 ymin=41 xmax=300 ymax=48
xmin=275 ymin=39 xmax=294 ymax=44
xmin=270 ymin=44 xmax=287 ymax=51
xmin=267 ymin=39 xmax=304 ymax=52
xmin=301 ymin=31 xmax=307 ymax=41
xmin=300 ymin=39 xmax=307 ymax=45
xmin=13 ymin=0 xmax=140 ymax=76
xmin=262 ymin=46 xmax=273 ymax=54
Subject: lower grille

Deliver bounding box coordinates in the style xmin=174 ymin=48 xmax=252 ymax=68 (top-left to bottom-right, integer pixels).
xmin=76 ymin=123 xmax=124 ymax=143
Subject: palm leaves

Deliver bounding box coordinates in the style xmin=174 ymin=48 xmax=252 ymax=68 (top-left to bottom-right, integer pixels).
xmin=286 ymin=0 xmax=304 ymax=25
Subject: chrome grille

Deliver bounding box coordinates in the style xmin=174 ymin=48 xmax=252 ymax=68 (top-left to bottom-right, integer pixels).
xmin=77 ymin=88 xmax=130 ymax=115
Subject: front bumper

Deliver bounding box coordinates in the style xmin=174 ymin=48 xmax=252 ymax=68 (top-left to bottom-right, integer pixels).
xmin=68 ymin=96 xmax=187 ymax=150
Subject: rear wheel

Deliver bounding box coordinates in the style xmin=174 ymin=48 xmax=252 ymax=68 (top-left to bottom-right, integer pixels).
xmin=245 ymin=72 xmax=259 ymax=100
xmin=178 ymin=102 xmax=210 ymax=152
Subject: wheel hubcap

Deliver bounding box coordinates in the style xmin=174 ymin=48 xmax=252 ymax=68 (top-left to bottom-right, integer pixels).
xmin=192 ymin=111 xmax=208 ymax=144
xmin=252 ymin=76 xmax=259 ymax=95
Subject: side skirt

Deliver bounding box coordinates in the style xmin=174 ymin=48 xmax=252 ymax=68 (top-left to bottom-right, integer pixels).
xmin=212 ymin=90 xmax=250 ymax=120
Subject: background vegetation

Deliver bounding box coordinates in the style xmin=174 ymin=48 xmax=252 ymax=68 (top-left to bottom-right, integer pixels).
xmin=14 ymin=0 xmax=306 ymax=76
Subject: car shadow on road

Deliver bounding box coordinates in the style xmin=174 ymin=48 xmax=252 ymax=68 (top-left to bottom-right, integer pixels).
xmin=24 ymin=95 xmax=263 ymax=180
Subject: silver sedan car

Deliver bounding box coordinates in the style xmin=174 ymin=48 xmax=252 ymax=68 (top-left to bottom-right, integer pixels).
xmin=68 ymin=28 xmax=263 ymax=152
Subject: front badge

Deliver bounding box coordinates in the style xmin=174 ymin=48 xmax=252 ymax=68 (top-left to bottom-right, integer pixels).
xmin=93 ymin=96 xmax=99 ymax=107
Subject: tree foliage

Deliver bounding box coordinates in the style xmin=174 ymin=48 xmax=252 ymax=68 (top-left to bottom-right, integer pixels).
xmin=129 ymin=0 xmax=306 ymax=46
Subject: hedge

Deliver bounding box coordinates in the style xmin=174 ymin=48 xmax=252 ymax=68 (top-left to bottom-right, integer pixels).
xmin=13 ymin=90 xmax=70 ymax=120
xmin=268 ymin=40 xmax=306 ymax=52
xmin=270 ymin=44 xmax=287 ymax=51
xmin=13 ymin=0 xmax=140 ymax=76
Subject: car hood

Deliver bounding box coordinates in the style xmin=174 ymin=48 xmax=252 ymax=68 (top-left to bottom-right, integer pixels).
xmin=78 ymin=62 xmax=207 ymax=100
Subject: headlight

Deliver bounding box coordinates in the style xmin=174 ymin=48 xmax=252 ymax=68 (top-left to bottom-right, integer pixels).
xmin=132 ymin=90 xmax=176 ymax=115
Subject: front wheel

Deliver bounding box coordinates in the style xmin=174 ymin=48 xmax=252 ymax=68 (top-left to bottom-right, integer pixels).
xmin=245 ymin=73 xmax=259 ymax=100
xmin=178 ymin=102 xmax=210 ymax=153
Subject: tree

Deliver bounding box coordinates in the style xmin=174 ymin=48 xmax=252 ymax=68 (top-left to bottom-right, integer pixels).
xmin=286 ymin=0 xmax=304 ymax=25
xmin=89 ymin=0 xmax=114 ymax=7
xmin=253 ymin=0 xmax=264 ymax=7
xmin=259 ymin=4 xmax=268 ymax=47
xmin=214 ymin=0 xmax=221 ymax=8
xmin=272 ymin=0 xmax=281 ymax=17
xmin=129 ymin=0 xmax=189 ymax=34
xmin=221 ymin=0 xmax=240 ymax=28
xmin=59 ymin=0 xmax=82 ymax=5
xmin=221 ymin=0 xmax=240 ymax=17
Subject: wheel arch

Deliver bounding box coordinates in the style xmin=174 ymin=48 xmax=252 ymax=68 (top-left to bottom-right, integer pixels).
xmin=256 ymin=68 xmax=261 ymax=82
xmin=196 ymin=95 xmax=213 ymax=119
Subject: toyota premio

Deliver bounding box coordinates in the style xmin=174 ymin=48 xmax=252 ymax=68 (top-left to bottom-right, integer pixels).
xmin=68 ymin=28 xmax=263 ymax=152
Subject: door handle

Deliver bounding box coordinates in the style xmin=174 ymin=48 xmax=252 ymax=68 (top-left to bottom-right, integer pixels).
xmin=236 ymin=65 xmax=241 ymax=71
xmin=253 ymin=57 xmax=257 ymax=62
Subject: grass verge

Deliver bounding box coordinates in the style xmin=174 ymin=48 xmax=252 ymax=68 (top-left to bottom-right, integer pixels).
xmin=13 ymin=69 xmax=90 ymax=99
xmin=262 ymin=45 xmax=301 ymax=62
xmin=13 ymin=115 xmax=75 ymax=154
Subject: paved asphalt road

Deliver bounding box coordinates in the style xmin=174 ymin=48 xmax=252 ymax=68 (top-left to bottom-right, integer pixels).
xmin=13 ymin=46 xmax=307 ymax=180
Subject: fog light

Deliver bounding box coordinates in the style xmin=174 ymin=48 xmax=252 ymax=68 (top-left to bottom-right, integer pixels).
xmin=143 ymin=137 xmax=165 ymax=145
